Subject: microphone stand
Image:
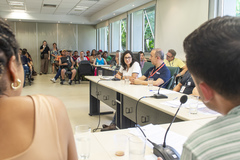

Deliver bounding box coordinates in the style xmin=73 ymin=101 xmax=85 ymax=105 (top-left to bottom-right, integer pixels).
xmin=153 ymin=95 xmax=188 ymax=160
xmin=153 ymin=74 xmax=177 ymax=99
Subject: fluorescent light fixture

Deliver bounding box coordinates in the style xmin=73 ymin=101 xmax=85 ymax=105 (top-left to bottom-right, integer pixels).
xmin=9 ymin=1 xmax=24 ymax=6
xmin=75 ymin=6 xmax=88 ymax=11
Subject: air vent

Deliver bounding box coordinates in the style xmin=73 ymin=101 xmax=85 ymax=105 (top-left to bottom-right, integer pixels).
xmin=43 ymin=4 xmax=57 ymax=8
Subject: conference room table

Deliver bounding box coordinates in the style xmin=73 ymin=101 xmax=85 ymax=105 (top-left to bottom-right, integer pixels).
xmin=94 ymin=65 xmax=119 ymax=76
xmin=85 ymin=118 xmax=215 ymax=160
xmin=85 ymin=76 xmax=219 ymax=129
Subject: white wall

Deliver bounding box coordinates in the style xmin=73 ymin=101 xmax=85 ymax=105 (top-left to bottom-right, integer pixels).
xmin=155 ymin=0 xmax=209 ymax=60
xmin=78 ymin=25 xmax=97 ymax=52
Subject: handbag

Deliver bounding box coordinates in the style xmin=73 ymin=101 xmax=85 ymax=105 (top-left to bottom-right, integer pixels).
xmin=41 ymin=53 xmax=44 ymax=59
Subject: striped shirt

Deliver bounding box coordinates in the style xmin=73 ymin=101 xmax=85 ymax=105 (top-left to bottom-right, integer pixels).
xmin=181 ymin=105 xmax=240 ymax=160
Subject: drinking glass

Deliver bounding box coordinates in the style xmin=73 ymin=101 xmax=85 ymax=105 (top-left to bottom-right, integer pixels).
xmin=75 ymin=125 xmax=91 ymax=159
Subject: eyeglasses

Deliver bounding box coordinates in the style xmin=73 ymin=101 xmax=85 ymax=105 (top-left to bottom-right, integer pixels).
xmin=166 ymin=54 xmax=173 ymax=58
xmin=124 ymin=57 xmax=132 ymax=60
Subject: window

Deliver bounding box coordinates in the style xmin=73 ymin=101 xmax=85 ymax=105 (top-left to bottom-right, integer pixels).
xmin=209 ymin=0 xmax=238 ymax=17
xmin=236 ymin=0 xmax=240 ymax=16
xmin=144 ymin=7 xmax=155 ymax=52
xmin=97 ymin=26 xmax=108 ymax=51
xmin=121 ymin=19 xmax=127 ymax=51
xmin=110 ymin=18 xmax=127 ymax=52
xmin=128 ymin=6 xmax=156 ymax=52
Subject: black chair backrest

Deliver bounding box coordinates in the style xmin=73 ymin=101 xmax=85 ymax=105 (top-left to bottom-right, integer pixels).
xmin=78 ymin=60 xmax=94 ymax=75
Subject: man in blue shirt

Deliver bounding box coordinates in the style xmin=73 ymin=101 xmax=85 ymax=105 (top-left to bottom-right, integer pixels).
xmin=130 ymin=48 xmax=171 ymax=88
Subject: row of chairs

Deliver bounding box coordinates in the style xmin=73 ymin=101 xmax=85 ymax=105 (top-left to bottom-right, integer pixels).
xmin=141 ymin=62 xmax=180 ymax=89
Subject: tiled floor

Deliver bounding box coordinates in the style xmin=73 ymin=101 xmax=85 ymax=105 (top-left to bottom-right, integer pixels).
xmin=21 ymin=74 xmax=115 ymax=132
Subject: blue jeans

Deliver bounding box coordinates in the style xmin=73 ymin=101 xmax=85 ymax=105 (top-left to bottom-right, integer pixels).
xmin=23 ymin=65 xmax=29 ymax=87
xmin=54 ymin=68 xmax=61 ymax=80
xmin=54 ymin=68 xmax=72 ymax=80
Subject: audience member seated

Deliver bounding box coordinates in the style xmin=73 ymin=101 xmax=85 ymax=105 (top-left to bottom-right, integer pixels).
xmin=102 ymin=51 xmax=112 ymax=64
xmin=89 ymin=49 xmax=96 ymax=64
xmin=164 ymin=49 xmax=188 ymax=77
xmin=102 ymin=50 xmax=142 ymax=131
xmin=139 ymin=51 xmax=147 ymax=69
xmin=173 ymin=70 xmax=195 ymax=95
xmin=22 ymin=50 xmax=34 ymax=82
xmin=0 ymin=18 xmax=77 ymax=160
xmin=76 ymin=51 xmax=87 ymax=64
xmin=130 ymin=48 xmax=171 ymax=88
xmin=72 ymin=50 xmax=79 ymax=62
xmin=50 ymin=50 xmax=62 ymax=83
xmin=85 ymin=50 xmax=91 ymax=61
xmin=98 ymin=49 xmax=103 ymax=56
xmin=59 ymin=49 xmax=76 ymax=85
xmin=20 ymin=49 xmax=30 ymax=87
xmin=110 ymin=50 xmax=120 ymax=66
xmin=93 ymin=51 xmax=107 ymax=66
xmin=23 ymin=48 xmax=37 ymax=76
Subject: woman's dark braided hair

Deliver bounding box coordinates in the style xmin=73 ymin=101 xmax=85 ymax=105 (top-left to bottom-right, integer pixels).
xmin=0 ymin=18 xmax=20 ymax=94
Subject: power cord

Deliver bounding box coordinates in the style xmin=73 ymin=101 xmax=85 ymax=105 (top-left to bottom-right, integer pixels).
xmin=135 ymin=96 xmax=153 ymax=124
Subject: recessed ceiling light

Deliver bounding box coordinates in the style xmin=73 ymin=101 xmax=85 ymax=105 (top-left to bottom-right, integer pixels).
xmin=113 ymin=13 xmax=115 ymax=15
xmin=132 ymin=5 xmax=135 ymax=7
xmin=75 ymin=6 xmax=88 ymax=11
xmin=9 ymin=1 xmax=24 ymax=6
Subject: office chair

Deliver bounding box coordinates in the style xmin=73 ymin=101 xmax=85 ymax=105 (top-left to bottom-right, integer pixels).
xmin=78 ymin=60 xmax=94 ymax=83
xmin=166 ymin=66 xmax=180 ymax=89
xmin=141 ymin=62 xmax=154 ymax=75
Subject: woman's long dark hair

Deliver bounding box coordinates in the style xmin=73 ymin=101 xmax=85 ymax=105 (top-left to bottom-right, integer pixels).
xmin=0 ymin=18 xmax=20 ymax=95
xmin=121 ymin=50 xmax=136 ymax=70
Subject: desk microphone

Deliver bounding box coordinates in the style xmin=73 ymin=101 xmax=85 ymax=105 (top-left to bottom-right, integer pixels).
xmin=153 ymin=95 xmax=188 ymax=160
xmin=153 ymin=73 xmax=177 ymax=99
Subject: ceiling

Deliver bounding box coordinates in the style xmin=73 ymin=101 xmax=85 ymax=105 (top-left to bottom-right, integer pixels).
xmin=0 ymin=0 xmax=153 ymax=25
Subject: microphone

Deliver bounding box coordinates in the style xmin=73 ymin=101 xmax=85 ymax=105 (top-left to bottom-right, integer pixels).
xmin=153 ymin=95 xmax=188 ymax=160
xmin=153 ymin=73 xmax=177 ymax=99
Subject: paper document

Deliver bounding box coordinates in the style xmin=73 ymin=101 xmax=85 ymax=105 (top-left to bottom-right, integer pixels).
xmin=151 ymin=89 xmax=177 ymax=95
xmin=161 ymin=99 xmax=220 ymax=115
xmin=100 ymin=76 xmax=113 ymax=80
xmin=128 ymin=124 xmax=187 ymax=155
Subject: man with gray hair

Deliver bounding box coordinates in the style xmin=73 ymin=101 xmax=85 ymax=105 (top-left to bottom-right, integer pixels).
xmin=130 ymin=48 xmax=171 ymax=88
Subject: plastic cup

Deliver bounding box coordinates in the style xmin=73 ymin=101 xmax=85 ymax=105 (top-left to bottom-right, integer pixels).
xmin=125 ymin=76 xmax=130 ymax=85
xmin=98 ymin=70 xmax=102 ymax=77
xmin=129 ymin=136 xmax=146 ymax=160
xmin=148 ymin=78 xmax=154 ymax=91
xmin=114 ymin=134 xmax=128 ymax=157
xmin=75 ymin=125 xmax=91 ymax=159
xmin=189 ymin=103 xmax=198 ymax=114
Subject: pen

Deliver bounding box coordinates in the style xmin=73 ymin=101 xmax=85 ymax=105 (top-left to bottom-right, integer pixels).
xmin=172 ymin=97 xmax=178 ymax=100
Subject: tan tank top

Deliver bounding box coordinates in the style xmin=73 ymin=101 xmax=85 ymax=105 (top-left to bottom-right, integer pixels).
xmin=6 ymin=95 xmax=65 ymax=160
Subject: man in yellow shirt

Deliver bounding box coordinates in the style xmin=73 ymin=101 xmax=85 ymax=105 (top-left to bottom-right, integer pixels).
xmin=164 ymin=49 xmax=188 ymax=77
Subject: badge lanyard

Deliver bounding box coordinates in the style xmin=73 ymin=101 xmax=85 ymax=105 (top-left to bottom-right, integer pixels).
xmin=148 ymin=63 xmax=165 ymax=78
